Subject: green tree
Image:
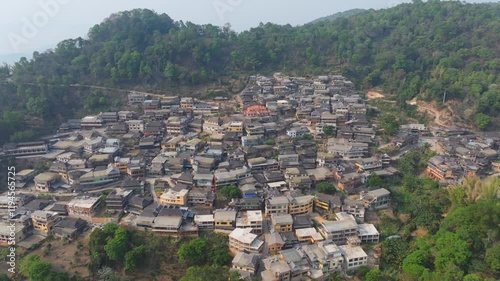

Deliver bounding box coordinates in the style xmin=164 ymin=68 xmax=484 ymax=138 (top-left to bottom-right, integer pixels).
xmin=180 ymin=266 xmax=230 ymax=281
xmin=485 ymin=244 xmax=500 ymax=274
xmin=323 ymin=125 xmax=335 ymax=136
xmin=316 ymin=181 xmax=335 ymax=194
xmin=475 ymin=113 xmax=491 ymax=130
xmin=365 ymin=269 xmax=382 ymax=281
xmin=104 ymin=228 xmax=130 ymax=262
xmin=367 ymin=175 xmax=384 ymax=188
xmin=124 ymin=245 xmax=146 ymax=272
xmin=178 ymin=238 xmax=208 ymax=266
xmin=379 ymin=113 xmax=400 ymax=136
xmin=219 ymin=185 xmax=242 ymax=199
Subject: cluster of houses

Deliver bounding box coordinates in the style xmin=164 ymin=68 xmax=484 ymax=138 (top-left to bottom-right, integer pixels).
xmin=426 ymin=132 xmax=500 ymax=184
xmin=0 ymin=73 xmax=402 ymax=277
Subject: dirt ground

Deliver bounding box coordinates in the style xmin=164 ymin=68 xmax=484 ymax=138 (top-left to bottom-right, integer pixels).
xmin=366 ymin=91 xmax=386 ymax=100
xmin=31 ymin=235 xmax=91 ymax=278
xmin=412 ymin=228 xmax=429 ymax=237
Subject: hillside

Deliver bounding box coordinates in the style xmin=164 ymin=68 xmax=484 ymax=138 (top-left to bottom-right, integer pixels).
xmin=0 ymin=0 xmax=499 ymax=143
xmin=309 ymin=8 xmax=366 ymax=24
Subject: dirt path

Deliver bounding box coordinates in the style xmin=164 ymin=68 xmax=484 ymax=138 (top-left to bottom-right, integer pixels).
xmin=415 ymin=101 xmax=448 ymax=127
xmin=366 ymin=91 xmax=385 ymax=100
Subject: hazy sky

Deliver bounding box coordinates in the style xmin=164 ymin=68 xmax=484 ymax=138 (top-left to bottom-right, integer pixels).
xmin=0 ymin=0 xmax=495 ymax=63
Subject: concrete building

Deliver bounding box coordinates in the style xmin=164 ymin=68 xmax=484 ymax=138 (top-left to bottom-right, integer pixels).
xmin=229 ymin=228 xmax=264 ymax=254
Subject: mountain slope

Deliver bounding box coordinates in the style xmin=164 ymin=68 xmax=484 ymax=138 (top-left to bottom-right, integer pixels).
xmin=309 ymin=8 xmax=366 ymax=24
xmin=0 ymin=1 xmax=499 ymax=143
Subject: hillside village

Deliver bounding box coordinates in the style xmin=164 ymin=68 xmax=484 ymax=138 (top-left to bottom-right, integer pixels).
xmin=1 ymin=73 xmax=499 ymax=280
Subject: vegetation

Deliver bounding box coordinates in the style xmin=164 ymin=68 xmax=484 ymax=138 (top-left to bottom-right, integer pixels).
xmin=19 ymin=254 xmax=70 ymax=281
xmin=219 ymin=185 xmax=243 ymax=199
xmin=0 ymin=1 xmax=498 ymax=143
xmin=316 ymin=181 xmax=336 ymax=194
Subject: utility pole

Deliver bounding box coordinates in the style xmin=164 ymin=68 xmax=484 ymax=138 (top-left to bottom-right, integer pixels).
xmin=443 ymin=90 xmax=447 ymax=104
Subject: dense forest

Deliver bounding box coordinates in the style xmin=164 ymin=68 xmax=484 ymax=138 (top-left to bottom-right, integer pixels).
xmin=0 ymin=0 xmax=498 ymax=144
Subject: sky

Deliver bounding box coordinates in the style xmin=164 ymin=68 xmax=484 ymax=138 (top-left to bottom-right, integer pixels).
xmin=0 ymin=0 xmax=495 ymax=63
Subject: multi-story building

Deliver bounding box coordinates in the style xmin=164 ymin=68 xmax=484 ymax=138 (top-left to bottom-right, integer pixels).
xmin=288 ymin=195 xmax=314 ymax=216
xmin=247 ymin=157 xmax=279 ymax=173
xmin=67 ymin=196 xmax=101 ymax=220
xmin=81 ymin=116 xmax=103 ymax=128
xmin=319 ymin=215 xmax=358 ymax=245
xmin=78 ymin=167 xmax=121 ymax=188
xmin=426 ymin=155 xmax=462 ymax=182
xmin=34 ymin=172 xmax=61 ymax=192
xmin=214 ymin=167 xmax=251 ymax=188
xmin=227 ymin=121 xmax=244 ymax=133
xmin=159 ymin=189 xmax=189 ymax=206
xmin=214 ymin=209 xmax=237 ymax=231
xmin=126 ymin=120 xmax=145 ymax=132
xmin=106 ymin=190 xmax=133 ymax=213
xmin=31 ymin=210 xmax=59 ymax=235
xmin=236 ymin=210 xmax=263 ymax=234
xmin=265 ymin=196 xmax=289 ymax=217
xmin=339 ymin=245 xmax=368 ymax=270
xmin=229 ymin=228 xmax=264 ymax=254
xmin=3 ymin=142 xmax=49 ymax=157
xmin=360 ymin=188 xmax=391 ymax=209
xmin=271 ymin=214 xmax=294 ymax=233
xmin=128 ymin=93 xmax=145 ymax=104
xmin=357 ymin=224 xmax=379 ymax=243
xmin=166 ymin=116 xmax=188 ymax=135
xmin=194 ymin=214 xmax=215 ymax=230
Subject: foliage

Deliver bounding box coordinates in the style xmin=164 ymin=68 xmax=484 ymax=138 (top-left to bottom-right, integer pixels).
xmin=475 ymin=113 xmax=491 ymax=130
xmin=178 ymin=238 xmax=208 ymax=266
xmin=316 ymin=181 xmax=336 ymax=194
xmin=180 ymin=266 xmax=232 ymax=281
xmin=381 ymin=238 xmax=411 ymax=269
xmin=323 ymin=125 xmax=335 ymax=136
xmin=365 ymin=269 xmax=382 ymax=281
xmin=219 ymin=185 xmax=242 ymax=199
xmin=367 ymin=175 xmax=384 ymax=188
xmin=124 ymin=245 xmax=146 ymax=272
xmin=19 ymin=254 xmax=69 ymax=281
xmin=104 ymin=228 xmax=130 ymax=261
xmin=379 ymin=113 xmax=400 ymax=136
xmin=486 ymin=244 xmax=500 ymax=274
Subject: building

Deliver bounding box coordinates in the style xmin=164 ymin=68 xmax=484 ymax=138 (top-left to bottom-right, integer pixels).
xmin=360 ymin=188 xmax=391 ymax=209
xmin=271 ymin=214 xmax=294 ymax=233
xmin=426 ymin=155 xmax=462 ymax=182
xmin=67 ymin=196 xmax=101 ymax=219
xmin=34 ymin=172 xmax=61 ymax=192
xmin=247 ymin=157 xmax=279 ymax=173
xmin=194 ymin=214 xmax=215 ymax=230
xmin=126 ymin=120 xmax=145 ymax=132
xmin=302 ymin=242 xmax=343 ymax=277
xmin=244 ymin=105 xmax=270 ymax=118
xmin=81 ymin=116 xmax=103 ymax=128
xmin=261 ymin=256 xmax=291 ymax=281
xmin=214 ymin=209 xmax=237 ymax=231
xmin=236 ymin=210 xmax=263 ymax=234
xmin=78 ymin=167 xmax=121 ymax=188
xmin=295 ymin=227 xmax=324 ymax=243
xmin=106 ymin=190 xmax=133 ymax=213
xmin=357 ymin=224 xmax=379 ymax=243
xmin=314 ymin=193 xmax=341 ymax=213
xmin=265 ymin=196 xmax=289 ymax=217
xmin=2 ymin=142 xmax=49 ymax=157
xmin=288 ymin=195 xmax=314 ymax=215
xmin=341 ymin=199 xmax=365 ymax=221
xmin=229 ymin=228 xmax=264 ymax=254
xmin=52 ymin=217 xmax=88 ymax=240
xmin=231 ymin=252 xmax=260 ymax=278
xmin=0 ymin=222 xmax=27 ymax=246
xmin=319 ymin=215 xmax=358 ymax=245
xmin=31 ymin=210 xmax=59 ymax=235
xmin=159 ymin=189 xmax=189 ymax=206
xmin=128 ymin=93 xmax=145 ymax=104
xmin=227 ymin=121 xmax=244 ymax=133
xmin=339 ymin=245 xmax=368 ymax=270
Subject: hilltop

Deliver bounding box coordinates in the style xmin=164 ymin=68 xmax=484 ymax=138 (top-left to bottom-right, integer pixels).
xmin=0 ymin=0 xmax=499 ymax=143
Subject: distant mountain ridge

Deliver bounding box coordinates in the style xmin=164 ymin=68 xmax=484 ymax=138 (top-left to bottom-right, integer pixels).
xmin=309 ymin=8 xmax=366 ymax=24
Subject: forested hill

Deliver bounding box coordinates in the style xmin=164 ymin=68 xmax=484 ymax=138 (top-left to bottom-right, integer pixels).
xmin=0 ymin=0 xmax=499 ymax=141
xmin=309 ymin=8 xmax=366 ymax=24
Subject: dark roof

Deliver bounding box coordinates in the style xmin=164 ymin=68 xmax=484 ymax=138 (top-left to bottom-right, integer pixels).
xmin=24 ymin=199 xmax=52 ymax=211
xmin=54 ymin=217 xmax=87 ymax=229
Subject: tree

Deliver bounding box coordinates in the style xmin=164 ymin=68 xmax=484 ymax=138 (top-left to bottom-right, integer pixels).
xmin=365 ymin=269 xmax=382 ymax=281
xmin=219 ymin=185 xmax=242 ymax=199
xmin=323 ymin=125 xmax=335 ymax=136
xmin=104 ymin=228 xmax=130 ymax=262
xmin=485 ymin=244 xmax=500 ymax=274
xmin=475 ymin=113 xmax=491 ymax=130
xmin=463 ymin=274 xmax=484 ymax=281
xmin=178 ymin=238 xmax=208 ymax=266
xmin=379 ymin=113 xmax=400 ymax=136
xmin=382 ymin=239 xmax=411 ymax=268
xmin=367 ymin=175 xmax=384 ymax=188
xmin=19 ymin=254 xmax=68 ymax=281
xmin=180 ymin=266 xmax=230 ymax=281
xmin=124 ymin=245 xmax=146 ymax=272
xmin=316 ymin=181 xmax=335 ymax=194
